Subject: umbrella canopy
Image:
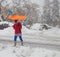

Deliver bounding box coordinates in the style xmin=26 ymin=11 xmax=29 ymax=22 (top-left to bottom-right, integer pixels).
xmin=8 ymin=15 xmax=27 ymax=20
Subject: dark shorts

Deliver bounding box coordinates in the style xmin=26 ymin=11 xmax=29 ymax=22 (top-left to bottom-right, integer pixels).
xmin=14 ymin=34 xmax=23 ymax=41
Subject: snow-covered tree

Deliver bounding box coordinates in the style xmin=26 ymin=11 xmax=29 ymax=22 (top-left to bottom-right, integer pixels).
xmin=23 ymin=3 xmax=40 ymax=25
xmin=51 ymin=0 xmax=59 ymax=26
xmin=42 ymin=0 xmax=60 ymax=26
xmin=43 ymin=0 xmax=52 ymax=25
xmin=0 ymin=0 xmax=40 ymax=25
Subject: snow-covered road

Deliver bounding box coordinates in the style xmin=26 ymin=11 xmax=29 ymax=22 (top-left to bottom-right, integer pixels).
xmin=0 ymin=35 xmax=60 ymax=51
xmin=0 ymin=34 xmax=60 ymax=45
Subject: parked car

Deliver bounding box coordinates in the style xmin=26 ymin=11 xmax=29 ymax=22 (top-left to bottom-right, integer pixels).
xmin=42 ymin=24 xmax=51 ymax=30
xmin=0 ymin=23 xmax=9 ymax=30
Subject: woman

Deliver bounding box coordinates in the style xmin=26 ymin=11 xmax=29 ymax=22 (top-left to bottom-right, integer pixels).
xmin=13 ymin=20 xmax=23 ymax=46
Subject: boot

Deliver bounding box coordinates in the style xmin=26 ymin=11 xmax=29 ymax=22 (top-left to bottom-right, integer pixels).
xmin=14 ymin=41 xmax=16 ymax=46
xmin=21 ymin=41 xmax=23 ymax=46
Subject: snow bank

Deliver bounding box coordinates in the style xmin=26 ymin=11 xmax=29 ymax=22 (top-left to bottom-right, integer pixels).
xmin=30 ymin=48 xmax=60 ymax=57
xmin=0 ymin=45 xmax=60 ymax=57
xmin=43 ymin=27 xmax=60 ymax=37
xmin=0 ymin=22 xmax=60 ymax=37
xmin=22 ymin=25 xmax=40 ymax=35
xmin=0 ymin=22 xmax=60 ymax=39
xmin=30 ymin=23 xmax=42 ymax=30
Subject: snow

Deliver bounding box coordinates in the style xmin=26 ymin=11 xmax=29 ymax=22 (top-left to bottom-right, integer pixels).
xmin=0 ymin=21 xmax=60 ymax=57
xmin=0 ymin=0 xmax=60 ymax=56
xmin=0 ymin=21 xmax=60 ymax=45
xmin=0 ymin=45 xmax=60 ymax=57
xmin=43 ymin=27 xmax=60 ymax=37
xmin=0 ymin=21 xmax=13 ymax=26
xmin=30 ymin=23 xmax=60 ymax=37
xmin=30 ymin=23 xmax=42 ymax=30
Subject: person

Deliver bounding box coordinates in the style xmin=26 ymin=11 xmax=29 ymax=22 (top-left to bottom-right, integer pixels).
xmin=13 ymin=20 xmax=23 ymax=46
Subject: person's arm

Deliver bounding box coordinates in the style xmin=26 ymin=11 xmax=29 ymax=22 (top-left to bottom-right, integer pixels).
xmin=20 ymin=23 xmax=22 ymax=29
xmin=19 ymin=23 xmax=22 ymax=29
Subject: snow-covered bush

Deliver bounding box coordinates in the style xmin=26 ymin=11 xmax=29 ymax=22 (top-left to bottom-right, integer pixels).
xmin=30 ymin=23 xmax=52 ymax=30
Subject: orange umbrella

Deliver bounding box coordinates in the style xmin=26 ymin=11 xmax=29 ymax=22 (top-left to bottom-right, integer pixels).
xmin=8 ymin=15 xmax=27 ymax=20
